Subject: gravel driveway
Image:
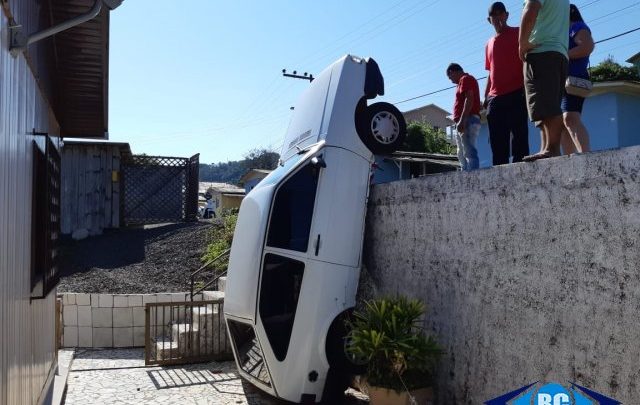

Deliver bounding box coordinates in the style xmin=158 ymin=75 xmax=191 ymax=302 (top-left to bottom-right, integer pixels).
xmin=59 ymin=222 xmax=218 ymax=294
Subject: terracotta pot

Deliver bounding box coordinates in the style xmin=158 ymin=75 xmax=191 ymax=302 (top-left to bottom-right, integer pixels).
xmin=368 ymin=386 xmax=434 ymax=405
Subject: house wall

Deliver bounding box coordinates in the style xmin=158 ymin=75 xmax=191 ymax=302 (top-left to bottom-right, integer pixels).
xmin=61 ymin=144 xmax=122 ymax=236
xmin=220 ymin=195 xmax=243 ymax=213
xmin=582 ymin=93 xmax=620 ymax=151
xmin=365 ymin=146 xmax=640 ymax=404
xmin=0 ymin=9 xmax=58 ymax=405
xmin=244 ymin=178 xmax=263 ymax=194
xmin=403 ymin=106 xmax=452 ymax=129
xmin=477 ymin=92 xmax=630 ymax=168
xmin=615 ymin=93 xmax=640 ymax=148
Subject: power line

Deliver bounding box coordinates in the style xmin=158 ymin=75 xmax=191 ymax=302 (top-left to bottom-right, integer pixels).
xmin=393 ymin=25 xmax=640 ymax=105
xmin=595 ymin=27 xmax=640 ymax=44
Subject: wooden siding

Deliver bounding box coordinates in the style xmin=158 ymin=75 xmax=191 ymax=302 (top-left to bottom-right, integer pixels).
xmin=3 ymin=0 xmax=110 ymax=138
xmin=61 ymin=144 xmax=121 ymax=235
xmin=0 ymin=9 xmax=59 ymax=405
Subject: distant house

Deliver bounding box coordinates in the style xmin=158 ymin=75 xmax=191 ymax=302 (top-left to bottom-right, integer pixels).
xmin=366 ymin=103 xmax=459 ymax=183
xmin=627 ymin=52 xmax=640 ymax=76
xmin=200 ymin=182 xmax=245 ymax=215
xmin=238 ymin=169 xmax=272 ymax=193
xmin=475 ymin=80 xmax=640 ymax=168
xmin=403 ymin=103 xmax=454 ymax=129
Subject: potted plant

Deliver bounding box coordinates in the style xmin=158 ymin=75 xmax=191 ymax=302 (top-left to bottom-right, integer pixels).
xmin=346 ymin=296 xmax=440 ymax=405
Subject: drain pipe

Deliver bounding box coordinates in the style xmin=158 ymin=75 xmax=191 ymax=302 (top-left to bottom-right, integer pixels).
xmin=9 ymin=0 xmax=124 ymax=57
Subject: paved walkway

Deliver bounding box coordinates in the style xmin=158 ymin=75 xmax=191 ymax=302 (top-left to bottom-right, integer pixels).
xmin=62 ymin=349 xmax=367 ymax=405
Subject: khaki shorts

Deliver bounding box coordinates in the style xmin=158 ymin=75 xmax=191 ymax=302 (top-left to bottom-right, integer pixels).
xmin=523 ymin=52 xmax=568 ymax=122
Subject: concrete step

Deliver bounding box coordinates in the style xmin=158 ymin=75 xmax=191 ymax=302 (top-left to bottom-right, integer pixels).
xmin=191 ymin=305 xmax=224 ymax=329
xmin=165 ymin=320 xmax=229 ymax=356
xmin=170 ymin=323 xmax=199 ymax=343
xmin=202 ymin=290 xmax=225 ymax=301
xmin=151 ymin=337 xmax=180 ymax=360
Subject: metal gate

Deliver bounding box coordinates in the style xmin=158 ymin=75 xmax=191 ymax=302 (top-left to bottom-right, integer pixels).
xmin=122 ymin=154 xmax=199 ymax=225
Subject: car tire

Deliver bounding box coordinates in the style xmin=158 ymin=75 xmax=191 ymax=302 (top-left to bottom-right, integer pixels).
xmin=321 ymin=311 xmax=366 ymax=402
xmin=355 ymin=100 xmax=407 ymax=154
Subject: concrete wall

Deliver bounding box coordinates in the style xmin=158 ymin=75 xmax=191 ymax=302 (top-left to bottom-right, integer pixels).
xmin=59 ymin=291 xmax=224 ymax=348
xmin=364 ymin=146 xmax=640 ymax=404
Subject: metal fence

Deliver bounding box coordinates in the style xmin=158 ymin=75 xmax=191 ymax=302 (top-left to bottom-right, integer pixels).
xmin=122 ymin=154 xmax=199 ymax=226
xmin=144 ymin=299 xmax=232 ymax=366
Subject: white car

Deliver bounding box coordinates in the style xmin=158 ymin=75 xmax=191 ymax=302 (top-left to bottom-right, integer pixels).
xmin=224 ymin=55 xmax=406 ymax=403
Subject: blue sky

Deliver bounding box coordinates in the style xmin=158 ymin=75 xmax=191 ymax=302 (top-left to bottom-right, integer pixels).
xmin=108 ymin=0 xmax=640 ymax=164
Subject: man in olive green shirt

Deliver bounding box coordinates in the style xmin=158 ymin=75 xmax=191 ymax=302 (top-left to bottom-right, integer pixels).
xmin=519 ymin=0 xmax=569 ymax=161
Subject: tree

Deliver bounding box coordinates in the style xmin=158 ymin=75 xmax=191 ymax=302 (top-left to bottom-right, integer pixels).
xmin=589 ymin=56 xmax=640 ymax=82
xmin=242 ymin=148 xmax=280 ymax=170
xmin=199 ymin=147 xmax=280 ymax=183
xmin=402 ymin=122 xmax=456 ymax=155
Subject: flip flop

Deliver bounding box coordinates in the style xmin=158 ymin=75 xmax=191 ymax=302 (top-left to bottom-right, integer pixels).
xmin=522 ymin=151 xmax=553 ymax=162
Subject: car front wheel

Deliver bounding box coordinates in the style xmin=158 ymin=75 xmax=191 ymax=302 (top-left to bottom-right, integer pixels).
xmin=356 ymin=101 xmax=407 ymax=154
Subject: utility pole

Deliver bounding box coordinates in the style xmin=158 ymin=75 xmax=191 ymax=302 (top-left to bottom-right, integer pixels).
xmin=282 ymin=69 xmax=314 ymax=82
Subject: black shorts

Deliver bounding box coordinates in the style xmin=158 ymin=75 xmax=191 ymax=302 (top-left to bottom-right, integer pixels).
xmin=524 ymin=51 xmax=568 ymax=122
xmin=561 ymin=92 xmax=585 ymax=113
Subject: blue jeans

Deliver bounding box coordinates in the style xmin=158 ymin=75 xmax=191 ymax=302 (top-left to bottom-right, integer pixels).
xmin=455 ymin=115 xmax=480 ymax=171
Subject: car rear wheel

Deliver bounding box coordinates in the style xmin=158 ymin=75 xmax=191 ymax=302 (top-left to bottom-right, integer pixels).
xmin=356 ymin=100 xmax=407 ymax=154
xmin=322 ymin=311 xmax=366 ymax=403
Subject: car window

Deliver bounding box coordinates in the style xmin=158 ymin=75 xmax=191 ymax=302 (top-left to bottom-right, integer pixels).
xmin=259 ymin=253 xmax=305 ymax=361
xmin=266 ymin=163 xmax=319 ymax=252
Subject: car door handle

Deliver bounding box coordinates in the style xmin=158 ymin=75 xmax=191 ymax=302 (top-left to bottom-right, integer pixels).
xmin=315 ymin=234 xmax=321 ymax=256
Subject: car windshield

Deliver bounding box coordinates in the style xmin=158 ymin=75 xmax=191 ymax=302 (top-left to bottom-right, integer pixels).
xmin=256 ymin=143 xmax=323 ymax=190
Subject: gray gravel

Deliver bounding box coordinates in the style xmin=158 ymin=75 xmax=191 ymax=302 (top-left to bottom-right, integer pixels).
xmin=58 ymin=221 xmax=219 ymax=294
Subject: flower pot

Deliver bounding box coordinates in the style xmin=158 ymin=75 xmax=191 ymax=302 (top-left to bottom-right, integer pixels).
xmin=368 ymin=385 xmax=434 ymax=405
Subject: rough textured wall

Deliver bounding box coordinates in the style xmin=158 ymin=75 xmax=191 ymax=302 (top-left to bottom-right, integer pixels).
xmin=364 ymin=146 xmax=640 ymax=404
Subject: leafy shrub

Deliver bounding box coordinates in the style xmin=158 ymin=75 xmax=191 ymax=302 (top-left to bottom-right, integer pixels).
xmin=346 ymin=297 xmax=441 ymax=392
xmin=403 ymin=122 xmax=456 ymax=155
xmin=589 ymin=56 xmax=640 ymax=82
xmin=201 ymin=210 xmax=238 ymax=271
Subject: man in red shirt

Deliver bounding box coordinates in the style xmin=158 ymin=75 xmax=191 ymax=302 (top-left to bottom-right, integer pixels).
xmin=484 ymin=1 xmax=529 ymax=166
xmin=447 ymin=63 xmax=481 ymax=171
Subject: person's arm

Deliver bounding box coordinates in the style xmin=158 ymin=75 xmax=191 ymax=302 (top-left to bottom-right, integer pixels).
xmin=569 ymin=28 xmax=595 ymax=59
xmin=519 ymin=0 xmax=541 ymax=61
xmin=484 ymin=44 xmax=491 ymax=106
xmin=456 ymin=89 xmax=474 ymax=133
xmin=483 ymin=76 xmax=492 ymax=108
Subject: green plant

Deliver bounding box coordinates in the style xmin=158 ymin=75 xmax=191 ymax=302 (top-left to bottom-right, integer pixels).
xmin=589 ymin=56 xmax=640 ymax=82
xmin=403 ymin=122 xmax=456 ymax=155
xmin=346 ymin=297 xmax=440 ymax=393
xmin=201 ymin=210 xmax=238 ymax=271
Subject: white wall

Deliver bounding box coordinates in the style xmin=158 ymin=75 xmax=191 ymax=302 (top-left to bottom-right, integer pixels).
xmin=0 ymin=11 xmax=58 ymax=405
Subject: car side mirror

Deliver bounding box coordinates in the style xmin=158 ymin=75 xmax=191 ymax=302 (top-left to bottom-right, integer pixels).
xmin=311 ymin=156 xmax=326 ymax=168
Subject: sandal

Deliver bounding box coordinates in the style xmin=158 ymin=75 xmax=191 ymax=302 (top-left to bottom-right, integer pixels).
xmin=522 ymin=151 xmax=553 ymax=162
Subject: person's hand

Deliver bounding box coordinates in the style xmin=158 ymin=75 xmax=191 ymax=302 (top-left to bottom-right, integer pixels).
xmin=456 ymin=117 xmax=467 ymax=134
xmin=519 ymin=40 xmax=538 ymax=61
